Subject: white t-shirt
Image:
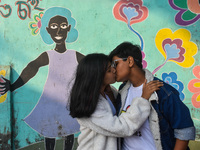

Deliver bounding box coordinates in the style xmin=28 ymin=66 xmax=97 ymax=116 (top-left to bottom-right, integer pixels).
xmin=122 ymin=84 xmax=156 ymax=150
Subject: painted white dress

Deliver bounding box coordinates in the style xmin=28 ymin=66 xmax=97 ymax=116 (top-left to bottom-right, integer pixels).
xmin=24 ymin=50 xmax=80 ymax=138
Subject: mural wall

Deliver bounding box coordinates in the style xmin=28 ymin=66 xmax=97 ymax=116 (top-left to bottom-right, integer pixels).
xmin=0 ymin=0 xmax=200 ymax=149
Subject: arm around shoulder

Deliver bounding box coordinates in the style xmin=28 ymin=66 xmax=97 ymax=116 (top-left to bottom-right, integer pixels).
xmin=78 ymin=96 xmax=150 ymax=137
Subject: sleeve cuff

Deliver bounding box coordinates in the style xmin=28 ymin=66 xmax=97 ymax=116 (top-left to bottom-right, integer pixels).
xmin=174 ymin=126 xmax=196 ymax=140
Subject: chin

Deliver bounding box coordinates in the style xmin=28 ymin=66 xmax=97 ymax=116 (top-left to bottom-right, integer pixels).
xmin=110 ymin=80 xmax=116 ymax=84
xmin=116 ymin=78 xmax=125 ymax=82
xmin=116 ymin=79 xmax=122 ymax=82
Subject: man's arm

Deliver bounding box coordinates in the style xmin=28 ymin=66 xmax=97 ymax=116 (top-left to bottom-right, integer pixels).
xmin=163 ymin=89 xmax=196 ymax=149
xmin=173 ymin=126 xmax=195 ymax=150
xmin=174 ymin=139 xmax=189 ymax=150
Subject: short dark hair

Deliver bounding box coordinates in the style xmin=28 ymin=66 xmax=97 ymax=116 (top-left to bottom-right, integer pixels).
xmin=109 ymin=42 xmax=143 ymax=69
xmin=70 ymin=53 xmax=109 ymax=118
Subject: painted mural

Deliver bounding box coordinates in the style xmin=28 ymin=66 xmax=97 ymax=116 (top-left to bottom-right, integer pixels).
xmin=0 ymin=0 xmax=200 ymax=149
xmin=0 ymin=3 xmax=84 ymax=150
xmin=113 ymin=0 xmax=148 ymax=68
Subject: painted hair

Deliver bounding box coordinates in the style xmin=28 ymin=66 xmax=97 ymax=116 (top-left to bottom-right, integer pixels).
xmin=70 ymin=53 xmax=109 ymax=118
xmin=40 ymin=7 xmax=78 ymax=44
xmin=109 ymin=42 xmax=143 ymax=69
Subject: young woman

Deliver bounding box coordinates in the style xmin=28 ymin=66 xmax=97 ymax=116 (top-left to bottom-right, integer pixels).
xmin=70 ymin=53 xmax=163 ymax=150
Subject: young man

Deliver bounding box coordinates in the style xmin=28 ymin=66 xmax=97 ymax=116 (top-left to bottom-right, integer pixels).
xmin=109 ymin=42 xmax=195 ymax=150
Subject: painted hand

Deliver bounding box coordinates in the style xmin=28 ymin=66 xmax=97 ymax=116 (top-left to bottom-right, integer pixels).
xmin=0 ymin=76 xmax=11 ymax=95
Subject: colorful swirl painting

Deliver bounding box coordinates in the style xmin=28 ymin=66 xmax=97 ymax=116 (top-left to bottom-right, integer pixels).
xmin=188 ymin=66 xmax=200 ymax=108
xmin=113 ymin=0 xmax=148 ymax=68
xmin=153 ymin=28 xmax=197 ymax=74
xmin=168 ymin=0 xmax=200 ymax=26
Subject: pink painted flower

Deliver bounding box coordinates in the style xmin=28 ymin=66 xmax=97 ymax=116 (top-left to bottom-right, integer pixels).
xmin=113 ymin=0 xmax=148 ymax=25
xmin=141 ymin=51 xmax=147 ymax=68
xmin=188 ymin=66 xmax=200 ymax=108
xmin=113 ymin=0 xmax=148 ymax=67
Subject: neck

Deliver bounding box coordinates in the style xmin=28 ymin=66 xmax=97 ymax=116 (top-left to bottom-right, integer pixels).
xmin=129 ymin=68 xmax=145 ymax=87
xmin=100 ymin=85 xmax=106 ymax=98
xmin=55 ymin=43 xmax=67 ymax=53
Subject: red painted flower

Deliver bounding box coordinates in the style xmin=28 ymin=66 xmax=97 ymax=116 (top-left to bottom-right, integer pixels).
xmin=113 ymin=0 xmax=148 ymax=25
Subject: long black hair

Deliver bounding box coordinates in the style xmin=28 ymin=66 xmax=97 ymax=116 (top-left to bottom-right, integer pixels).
xmin=70 ymin=53 xmax=109 ymax=118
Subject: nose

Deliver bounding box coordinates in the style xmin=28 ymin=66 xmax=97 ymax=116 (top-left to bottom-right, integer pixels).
xmin=56 ymin=27 xmax=61 ymax=35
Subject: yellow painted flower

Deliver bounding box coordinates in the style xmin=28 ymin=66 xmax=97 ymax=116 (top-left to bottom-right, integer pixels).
xmin=153 ymin=28 xmax=197 ymax=74
xmin=0 ymin=70 xmax=7 ymax=103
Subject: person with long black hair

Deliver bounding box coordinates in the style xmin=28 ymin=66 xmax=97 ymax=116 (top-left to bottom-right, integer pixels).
xmin=69 ymin=53 xmax=163 ymax=150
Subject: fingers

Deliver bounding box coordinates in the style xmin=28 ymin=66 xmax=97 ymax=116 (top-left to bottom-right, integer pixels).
xmin=0 ymin=76 xmax=10 ymax=83
xmin=0 ymin=82 xmax=6 ymax=95
xmin=0 ymin=87 xmax=5 ymax=92
xmin=143 ymin=79 xmax=147 ymax=89
xmin=0 ymin=87 xmax=6 ymax=95
xmin=147 ymin=80 xmax=162 ymax=85
xmin=147 ymin=80 xmax=163 ymax=87
xmin=0 ymin=75 xmax=5 ymax=83
xmin=0 ymin=76 xmax=6 ymax=88
xmin=0 ymin=79 xmax=6 ymax=86
xmin=0 ymin=76 xmax=10 ymax=95
xmin=143 ymin=79 xmax=147 ymax=86
xmin=142 ymin=80 xmax=163 ymax=100
xmin=146 ymin=80 xmax=163 ymax=89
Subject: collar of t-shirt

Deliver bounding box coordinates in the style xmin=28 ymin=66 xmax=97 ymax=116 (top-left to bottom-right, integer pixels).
xmin=123 ymin=84 xmax=143 ymax=112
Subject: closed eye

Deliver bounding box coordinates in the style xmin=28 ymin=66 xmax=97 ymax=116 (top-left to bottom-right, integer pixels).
xmin=115 ymin=62 xmax=119 ymax=67
xmin=107 ymin=69 xmax=111 ymax=72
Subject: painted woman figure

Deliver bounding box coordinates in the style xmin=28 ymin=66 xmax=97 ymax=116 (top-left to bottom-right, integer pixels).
xmin=0 ymin=7 xmax=84 ymax=150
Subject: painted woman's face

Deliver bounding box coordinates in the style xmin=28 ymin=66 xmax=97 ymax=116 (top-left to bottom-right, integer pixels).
xmin=46 ymin=15 xmax=71 ymax=44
